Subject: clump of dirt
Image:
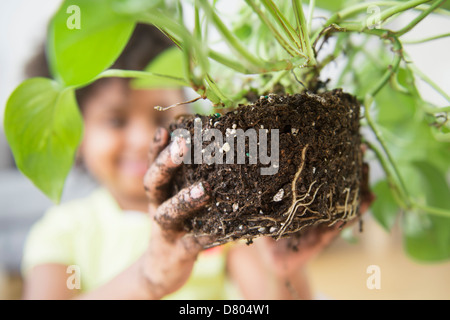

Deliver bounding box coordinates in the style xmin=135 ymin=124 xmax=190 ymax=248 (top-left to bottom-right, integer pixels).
xmin=168 ymin=88 xmax=368 ymax=247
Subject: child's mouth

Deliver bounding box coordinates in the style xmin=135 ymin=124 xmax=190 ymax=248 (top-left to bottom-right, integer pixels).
xmin=118 ymin=159 xmax=148 ymax=176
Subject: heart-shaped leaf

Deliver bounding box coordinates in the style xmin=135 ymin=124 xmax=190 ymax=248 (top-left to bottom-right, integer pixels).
xmin=4 ymin=78 xmax=83 ymax=203
xmin=402 ymin=161 xmax=450 ymax=261
xmin=48 ymin=0 xmax=135 ymax=87
xmin=370 ymin=179 xmax=400 ymax=231
xmin=132 ymin=46 xmax=188 ymax=88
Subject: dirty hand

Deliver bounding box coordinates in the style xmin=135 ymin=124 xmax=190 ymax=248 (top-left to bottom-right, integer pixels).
xmin=140 ymin=128 xmax=213 ymax=299
xmin=253 ymin=224 xmax=342 ymax=279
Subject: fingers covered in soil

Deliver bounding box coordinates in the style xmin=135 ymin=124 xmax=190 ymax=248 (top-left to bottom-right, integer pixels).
xmin=148 ymin=127 xmax=170 ymax=164
xmin=154 ymin=182 xmax=209 ymax=228
xmin=145 ymin=134 xmax=190 ymax=206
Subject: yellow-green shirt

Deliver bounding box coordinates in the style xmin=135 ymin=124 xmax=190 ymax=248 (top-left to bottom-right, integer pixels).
xmin=21 ymin=188 xmax=238 ymax=299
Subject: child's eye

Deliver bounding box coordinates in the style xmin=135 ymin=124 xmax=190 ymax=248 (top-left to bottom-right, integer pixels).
xmin=152 ymin=115 xmax=165 ymax=127
xmin=107 ymin=117 xmax=126 ymax=128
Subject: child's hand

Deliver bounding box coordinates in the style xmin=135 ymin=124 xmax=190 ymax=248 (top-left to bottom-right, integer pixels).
xmin=141 ymin=128 xmax=214 ymax=299
xmin=226 ymin=192 xmax=374 ymax=300
xmin=254 ymin=184 xmax=374 ymax=280
xmin=253 ymin=224 xmax=343 ymax=279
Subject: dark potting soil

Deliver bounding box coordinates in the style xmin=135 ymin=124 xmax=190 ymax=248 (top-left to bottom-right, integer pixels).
xmin=168 ymin=89 xmax=368 ymax=247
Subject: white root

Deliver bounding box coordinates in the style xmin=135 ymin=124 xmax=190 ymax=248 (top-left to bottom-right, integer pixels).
xmin=202 ymin=144 xmax=361 ymax=247
xmin=275 ymin=144 xmax=360 ymax=239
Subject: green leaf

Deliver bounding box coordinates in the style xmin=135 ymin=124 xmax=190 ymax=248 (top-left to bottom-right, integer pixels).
xmin=315 ymin=0 xmax=359 ymax=13
xmin=48 ymin=0 xmax=135 ymax=87
xmin=4 ymin=78 xmax=83 ymax=203
xmin=110 ymin=0 xmax=165 ymax=15
xmin=370 ymin=179 xmax=400 ymax=231
xmin=402 ymin=161 xmax=450 ymax=262
xmin=132 ymin=46 xmax=188 ymax=89
xmin=412 ymin=161 xmax=450 ymax=209
xmin=374 ymin=65 xmax=450 ymax=175
xmin=441 ymin=1 xmax=450 ymax=11
xmin=403 ymin=212 xmax=450 ymax=262
xmin=374 ymin=82 xmax=417 ymax=125
xmin=379 ymin=116 xmax=450 ymax=177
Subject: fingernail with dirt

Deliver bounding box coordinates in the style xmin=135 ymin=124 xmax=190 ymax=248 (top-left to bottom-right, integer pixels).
xmin=190 ymin=182 xmax=207 ymax=199
xmin=153 ymin=127 xmax=162 ymax=143
xmin=170 ymin=136 xmax=185 ymax=164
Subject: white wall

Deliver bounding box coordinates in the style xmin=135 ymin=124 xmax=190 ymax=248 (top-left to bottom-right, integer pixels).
xmin=0 ymin=1 xmax=61 ymax=121
xmin=399 ymin=11 xmax=450 ymax=107
xmin=0 ymin=0 xmax=61 ymax=168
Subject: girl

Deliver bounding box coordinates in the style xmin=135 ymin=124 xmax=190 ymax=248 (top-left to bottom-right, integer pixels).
xmin=21 ymin=24 xmax=372 ymax=300
xmin=21 ymin=24 xmax=229 ymax=299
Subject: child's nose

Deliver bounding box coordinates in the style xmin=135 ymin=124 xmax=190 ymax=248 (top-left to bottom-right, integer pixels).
xmin=125 ymin=120 xmax=153 ymax=153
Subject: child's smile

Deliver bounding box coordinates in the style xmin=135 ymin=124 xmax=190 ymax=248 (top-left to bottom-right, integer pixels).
xmin=79 ymin=78 xmax=184 ymax=211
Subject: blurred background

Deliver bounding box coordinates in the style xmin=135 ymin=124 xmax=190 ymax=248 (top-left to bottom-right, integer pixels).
xmin=0 ymin=0 xmax=449 ymax=299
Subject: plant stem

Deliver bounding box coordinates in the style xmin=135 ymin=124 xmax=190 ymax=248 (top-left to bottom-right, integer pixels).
xmin=377 ymin=0 xmax=433 ymax=26
xmin=357 ymin=30 xmax=410 ymax=206
xmin=359 ymin=32 xmax=407 ymax=201
xmin=366 ymin=141 xmax=450 ymax=219
xmin=395 ymin=0 xmax=446 ymax=36
xmin=200 ymin=0 xmax=309 ymax=73
xmin=292 ymin=0 xmax=317 ymax=66
xmin=402 ymin=32 xmax=450 ymax=44
xmin=409 ymin=64 xmax=450 ymax=102
xmin=307 ymin=0 xmax=316 ymax=33
xmin=422 ymin=104 xmax=450 ymax=113
xmin=340 ymin=29 xmax=412 ymax=209
xmin=197 ymin=0 xmax=265 ymax=69
xmin=412 ymin=202 xmax=450 ymax=218
xmin=432 ymin=131 xmax=450 ymax=142
xmin=204 ymin=74 xmax=233 ymax=106
xmin=311 ymin=0 xmax=432 ymax=43
xmin=94 ymin=69 xmax=189 ymax=85
xmin=332 ymin=28 xmax=402 ymax=98
xmin=245 ymin=0 xmax=300 ymax=56
xmin=365 ymin=140 xmax=409 ymax=209
xmin=334 ymin=37 xmax=359 ymax=86
xmin=261 ymin=70 xmax=289 ymax=93
xmin=369 ymin=38 xmax=402 ymax=97
xmin=209 ymin=49 xmax=308 ymax=75
xmin=260 ymin=0 xmax=303 ymax=52
xmin=138 ymin=11 xmax=207 ymax=86
xmin=208 ymin=50 xmax=254 ymax=74
xmin=364 ymin=95 xmax=411 ymax=207
xmin=338 ymin=1 xmax=400 ymax=20
xmin=311 ymin=1 xmax=398 ymax=43
xmin=194 ymin=5 xmax=202 ymax=41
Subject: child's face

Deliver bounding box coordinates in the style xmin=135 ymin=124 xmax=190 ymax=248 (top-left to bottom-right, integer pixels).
xmin=80 ymin=79 xmax=184 ymax=205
